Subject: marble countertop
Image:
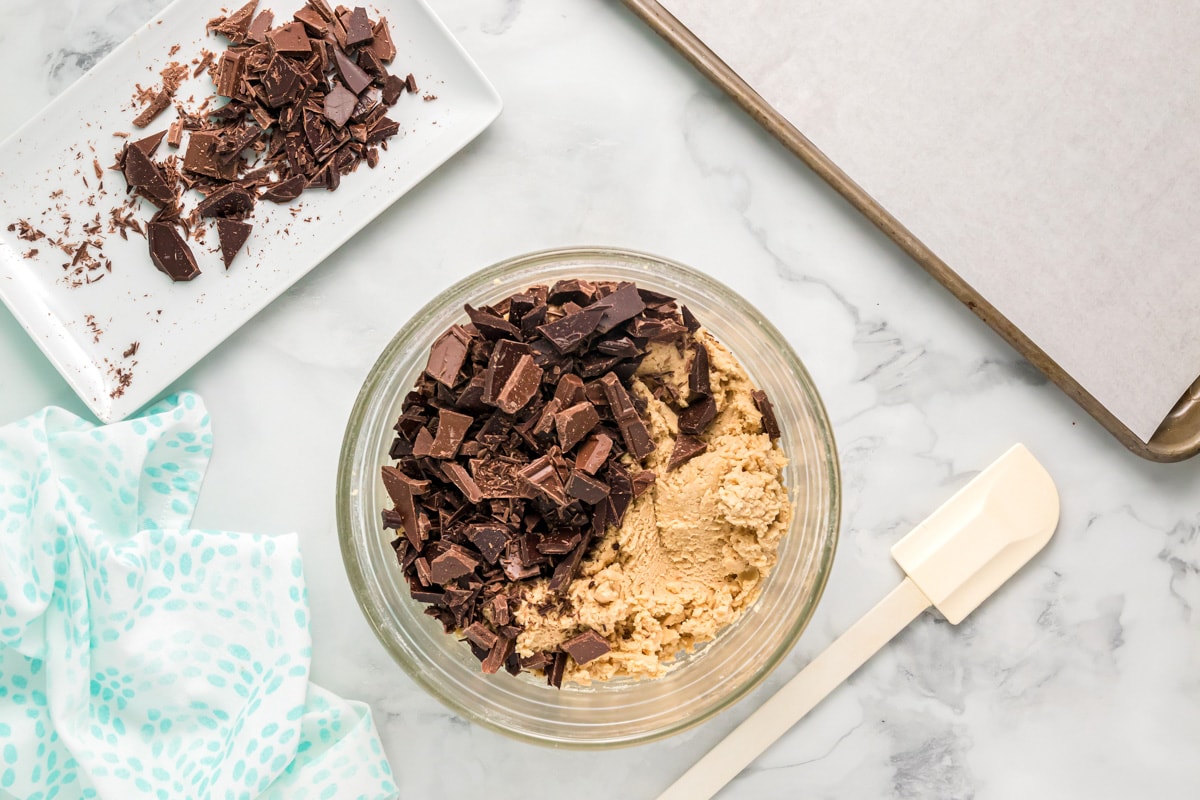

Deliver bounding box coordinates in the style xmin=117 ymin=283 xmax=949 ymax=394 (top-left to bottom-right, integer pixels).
xmin=1 ymin=1 xmax=1197 ymax=797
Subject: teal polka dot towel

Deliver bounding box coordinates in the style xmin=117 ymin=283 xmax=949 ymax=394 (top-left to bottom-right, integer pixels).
xmin=0 ymin=392 xmax=397 ymax=799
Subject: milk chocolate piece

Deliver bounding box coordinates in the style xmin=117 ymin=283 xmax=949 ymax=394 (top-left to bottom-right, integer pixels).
xmin=411 ymin=427 xmax=434 ymax=458
xmin=216 ymin=219 xmax=252 ymax=268
xmin=565 ymin=471 xmax=609 ymax=505
xmin=495 ymin=355 xmax=542 ymax=415
xmin=442 ymin=462 xmax=484 ymax=504
xmin=210 ymin=0 xmax=257 ymax=43
xmin=215 ymin=50 xmax=245 ymax=97
xmin=371 ymin=17 xmax=397 ymax=61
xmin=561 ymin=629 xmax=610 ymax=666
xmin=752 ymin=389 xmax=780 ymax=440
xmin=426 ymin=326 xmax=471 ymax=387
xmin=132 ymin=90 xmax=171 ymax=128
xmin=323 ymin=82 xmax=358 ymax=127
xmin=429 ymin=408 xmax=472 ymax=459
xmin=343 ymin=7 xmax=374 ymax=46
xmin=147 ymin=222 xmax=200 ymax=282
xmin=247 ymin=9 xmax=275 ymax=42
xmin=555 ymin=402 xmax=600 ymax=452
xmin=268 ymin=21 xmax=312 ymax=54
xmin=183 ymin=131 xmax=238 ymax=180
xmin=574 ymin=434 xmax=613 ymax=475
xmin=333 ymin=48 xmax=372 ymax=95
xmin=197 ymin=184 xmax=255 ymax=218
xmin=667 ymin=435 xmax=707 ymax=471
xmin=678 ymin=395 xmax=717 ymax=436
xmin=131 ymin=130 xmax=167 ymax=157
xmin=553 ymin=373 xmax=586 ymax=407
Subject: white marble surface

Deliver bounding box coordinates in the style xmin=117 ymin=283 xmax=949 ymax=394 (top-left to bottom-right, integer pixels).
xmin=1 ymin=1 xmax=1198 ymax=798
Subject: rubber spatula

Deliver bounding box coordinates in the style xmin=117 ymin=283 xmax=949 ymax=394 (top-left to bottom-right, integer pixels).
xmin=658 ymin=443 xmax=1059 ymax=800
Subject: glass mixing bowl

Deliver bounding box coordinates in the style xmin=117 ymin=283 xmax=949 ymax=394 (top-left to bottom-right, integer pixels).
xmin=336 ymin=247 xmax=840 ymax=747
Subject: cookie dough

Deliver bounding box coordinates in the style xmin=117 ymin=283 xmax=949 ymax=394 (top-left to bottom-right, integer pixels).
xmin=515 ymin=331 xmax=791 ymax=683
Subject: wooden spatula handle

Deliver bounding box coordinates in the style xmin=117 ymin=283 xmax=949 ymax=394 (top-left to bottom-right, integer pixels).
xmin=658 ymin=577 xmax=932 ymax=800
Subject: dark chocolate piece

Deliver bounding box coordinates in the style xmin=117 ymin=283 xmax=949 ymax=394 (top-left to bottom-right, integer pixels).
xmin=260 ymin=175 xmax=307 ymax=203
xmin=536 ymin=307 xmax=605 ymax=354
xmin=594 ymin=282 xmax=646 ymax=334
xmin=122 ymin=143 xmax=174 ymax=205
xmin=547 ymin=652 xmax=567 ymax=688
xmin=215 ymin=218 xmax=252 ymax=268
xmin=183 ymin=131 xmax=238 ymax=180
xmin=631 ymin=470 xmax=656 ymax=498
xmin=442 ymin=462 xmax=484 ymax=504
xmin=480 ymin=636 xmax=515 ymax=675
xmin=681 ymin=305 xmax=701 ymax=334
xmin=752 ymin=389 xmax=780 ymax=440
xmin=689 ymin=342 xmax=711 ymax=400
xmin=667 ymin=435 xmax=707 ymax=471
xmin=565 ymin=471 xmax=610 ymax=504
xmin=518 ymin=456 xmax=567 ymax=506
xmin=482 ymin=339 xmax=529 ymax=405
xmin=371 ymin=17 xmax=397 ymax=61
xmin=197 ymin=184 xmax=255 ymax=218
xmin=381 ymin=74 xmax=405 ymax=105
xmin=147 ymin=222 xmax=200 ymax=282
xmin=553 ymin=373 xmax=586 ymax=407
xmin=561 ymin=629 xmax=611 ymax=666
xmin=465 ymin=303 xmax=520 ymax=340
xmin=466 ymin=524 xmax=510 ymax=564
xmin=677 ymin=395 xmax=717 ymax=436
xmin=429 ymin=544 xmax=479 ymax=584
xmin=599 ymin=373 xmax=655 ymax=461
xmin=463 ymin=622 xmax=498 ymax=651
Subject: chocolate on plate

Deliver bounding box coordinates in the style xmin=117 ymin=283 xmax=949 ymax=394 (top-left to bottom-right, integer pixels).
xmin=380 ymin=279 xmax=788 ymax=686
xmin=114 ymin=2 xmax=423 ymax=279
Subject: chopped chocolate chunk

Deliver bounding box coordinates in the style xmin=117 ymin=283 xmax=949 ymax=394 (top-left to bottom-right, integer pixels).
xmin=147 ymin=222 xmax=200 ymax=282
xmin=599 ymin=373 xmax=655 ymax=461
xmin=442 ymin=462 xmax=484 ymax=504
xmin=371 ymin=17 xmax=397 ymax=61
xmin=247 ymin=9 xmax=275 ymax=41
xmin=215 ymin=218 xmax=252 ymax=268
xmin=547 ymin=652 xmax=568 ymax=687
xmin=555 ymin=402 xmax=600 ymax=452
xmin=210 ymin=0 xmax=258 ymax=43
xmin=429 ymin=544 xmax=479 ymax=584
xmin=574 ymin=434 xmax=613 ymax=475
xmin=343 ymin=7 xmax=374 ymax=46
xmin=268 ymin=21 xmax=311 ymax=54
xmin=518 ymin=456 xmax=567 ymax=506
xmin=689 ymin=341 xmax=711 ymax=400
xmin=561 ymin=629 xmax=611 ymax=666
xmin=428 ymin=408 xmax=473 ymax=459
xmin=426 ymin=326 xmax=471 ymax=387
xmin=197 ymin=184 xmax=255 ymax=218
xmin=631 ymin=469 xmax=656 ymax=498
xmin=466 ymin=523 xmax=510 ymax=564
xmin=565 ymin=471 xmax=610 ymax=504
xmin=262 ymin=53 xmax=307 ymax=107
xmin=752 ymin=389 xmax=780 ymax=440
xmin=323 ymin=83 xmax=359 ymax=127
xmin=122 ymin=142 xmax=174 ymax=205
xmin=480 ymin=635 xmax=515 ymax=674
xmin=462 ymin=622 xmax=498 ymax=651
xmin=333 ymin=48 xmax=373 ymax=95
xmin=677 ymin=395 xmax=717 ymax=436
xmin=681 ymin=305 xmax=701 ymax=333
xmin=667 ymin=435 xmax=707 ymax=471
xmin=405 ymin=72 xmax=419 ymax=94
xmin=465 ymin=303 xmax=520 ymax=340
xmin=260 ymin=175 xmax=307 ymax=203
xmin=594 ymin=282 xmax=646 ymax=334
xmin=183 ymin=131 xmax=238 ymax=181
xmin=536 ymin=306 xmax=605 ymax=354
xmin=381 ymin=74 xmax=406 ymax=105
xmin=381 ymin=466 xmax=429 ymax=504
xmin=553 ymin=373 xmax=586 ymax=407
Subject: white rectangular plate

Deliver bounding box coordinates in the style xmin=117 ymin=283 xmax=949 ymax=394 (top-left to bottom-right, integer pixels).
xmin=0 ymin=0 xmax=501 ymax=422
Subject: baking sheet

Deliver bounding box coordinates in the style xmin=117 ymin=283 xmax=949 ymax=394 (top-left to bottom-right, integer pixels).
xmin=655 ymin=0 xmax=1200 ymax=444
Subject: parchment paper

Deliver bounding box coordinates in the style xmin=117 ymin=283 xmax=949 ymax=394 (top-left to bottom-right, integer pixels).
xmin=662 ymin=0 xmax=1200 ymax=442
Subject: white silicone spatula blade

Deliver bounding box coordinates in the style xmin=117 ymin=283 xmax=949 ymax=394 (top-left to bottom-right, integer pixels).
xmin=657 ymin=444 xmax=1059 ymax=800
